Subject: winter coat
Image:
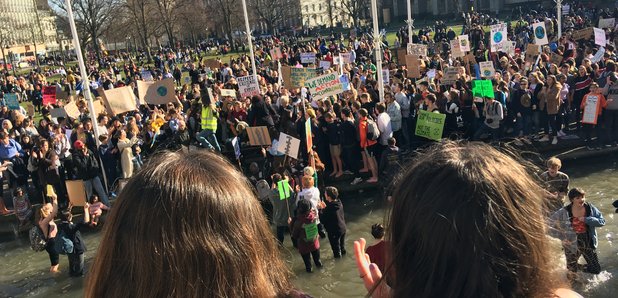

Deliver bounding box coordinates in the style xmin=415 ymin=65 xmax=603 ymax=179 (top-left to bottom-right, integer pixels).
xmin=539 ymin=84 xmax=562 ymax=115
xmin=320 ymin=200 xmax=346 ymax=235
xmin=291 ymin=210 xmax=320 ymax=255
xmin=550 ymin=202 xmax=605 ymax=253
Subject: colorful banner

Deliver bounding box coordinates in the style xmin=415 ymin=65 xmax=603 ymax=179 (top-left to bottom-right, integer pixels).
xmin=533 ymin=22 xmax=549 ymax=45
xmin=42 ymin=86 xmax=57 ymax=105
xmin=237 ymin=75 xmax=261 ymax=98
xmin=305 ymin=72 xmax=344 ymax=100
xmin=415 ymin=110 xmax=446 ymax=141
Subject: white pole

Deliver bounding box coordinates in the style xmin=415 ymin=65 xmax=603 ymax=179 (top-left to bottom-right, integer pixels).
xmin=339 ymin=53 xmax=343 ymax=76
xmin=556 ymin=0 xmax=562 ymax=39
xmin=371 ymin=0 xmax=385 ymax=102
xmin=241 ymin=0 xmax=258 ymax=87
xmin=407 ymin=0 xmax=413 ymax=44
xmin=64 ymin=0 xmax=100 ymax=145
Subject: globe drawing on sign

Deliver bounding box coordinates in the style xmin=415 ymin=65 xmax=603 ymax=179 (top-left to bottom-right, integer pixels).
xmin=493 ymin=32 xmax=503 ymax=43
xmin=484 ymin=70 xmax=492 ymax=77
xmin=460 ymin=39 xmax=468 ymax=47
xmin=156 ymin=86 xmax=168 ymax=97
xmin=535 ymin=26 xmax=545 ymax=39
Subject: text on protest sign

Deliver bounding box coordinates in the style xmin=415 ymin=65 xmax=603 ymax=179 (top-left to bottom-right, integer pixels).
xmin=220 ymin=89 xmax=237 ymax=97
xmin=301 ymin=52 xmax=316 ymax=64
xmin=594 ymin=27 xmax=606 ymax=46
xmin=458 ymin=35 xmax=470 ymax=52
xmin=43 ymin=86 xmax=57 ymax=105
xmin=571 ymin=27 xmax=593 ymax=41
xmin=479 ymin=61 xmax=495 ymax=78
xmin=407 ymin=43 xmax=427 ymax=57
xmin=237 ymin=76 xmax=261 ymax=98
xmin=319 ymin=60 xmax=331 ymax=70
xmin=599 ymin=18 xmax=615 ymax=29
xmin=472 ymin=80 xmax=494 ymax=99
xmin=415 ymin=110 xmax=446 ymax=141
xmin=490 ymin=23 xmax=508 ymax=51
xmin=341 ymin=53 xmax=353 ymax=64
xmin=290 ymin=67 xmax=317 ymax=88
xmin=582 ymin=95 xmax=600 ymax=124
xmin=442 ymin=68 xmax=459 ymax=86
xmin=591 ymin=47 xmax=606 ymax=64
xmin=532 ymin=22 xmax=549 ymax=45
xmin=305 ymin=73 xmax=344 ymax=101
xmin=450 ymin=40 xmax=464 ymax=58
xmin=246 ymin=126 xmax=271 ymax=146
xmin=5 ymin=93 xmax=19 ymax=110
xmin=277 ymin=132 xmax=301 ymax=159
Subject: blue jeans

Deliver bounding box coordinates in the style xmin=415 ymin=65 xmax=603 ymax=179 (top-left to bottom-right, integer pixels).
xmin=473 ymin=123 xmax=500 ymax=140
xmin=84 ymin=176 xmax=109 ymax=206
xmin=197 ymin=129 xmax=221 ymax=151
xmin=516 ymin=113 xmax=533 ymax=136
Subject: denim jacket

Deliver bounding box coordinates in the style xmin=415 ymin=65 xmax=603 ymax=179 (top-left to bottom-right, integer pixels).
xmin=549 ymin=203 xmax=605 ymax=253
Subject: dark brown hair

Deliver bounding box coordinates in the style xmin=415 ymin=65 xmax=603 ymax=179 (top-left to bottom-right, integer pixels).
xmin=86 ymin=151 xmax=294 ymax=297
xmin=380 ymin=141 xmax=562 ymax=297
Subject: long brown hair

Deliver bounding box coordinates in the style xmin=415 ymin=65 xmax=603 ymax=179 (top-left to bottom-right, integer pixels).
xmin=86 ymin=151 xmax=294 ymax=297
xmin=381 ymin=141 xmax=563 ymax=297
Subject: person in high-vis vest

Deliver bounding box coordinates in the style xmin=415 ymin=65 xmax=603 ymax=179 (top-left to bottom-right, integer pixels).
xmin=197 ymin=102 xmax=221 ymax=151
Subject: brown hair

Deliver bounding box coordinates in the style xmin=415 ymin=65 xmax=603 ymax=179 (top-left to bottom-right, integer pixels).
xmin=86 ymin=151 xmax=294 ymax=297
xmin=380 ymin=141 xmax=562 ymax=297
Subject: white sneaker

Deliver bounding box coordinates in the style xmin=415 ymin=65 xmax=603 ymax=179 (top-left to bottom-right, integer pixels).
xmin=539 ymin=135 xmax=550 ymax=142
xmin=350 ymin=177 xmax=363 ymax=185
xmin=551 ymin=137 xmax=558 ymax=145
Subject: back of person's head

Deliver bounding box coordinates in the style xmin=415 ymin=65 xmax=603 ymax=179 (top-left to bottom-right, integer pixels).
xmin=325 ymin=186 xmax=339 ymax=200
xmin=301 ymin=175 xmax=314 ymax=188
xmin=297 ymin=199 xmax=312 ymax=215
xmin=383 ymin=141 xmax=560 ymax=297
xmin=86 ymin=151 xmax=292 ymax=298
xmin=371 ymin=223 xmax=385 ymax=239
xmin=59 ymin=210 xmax=72 ymax=222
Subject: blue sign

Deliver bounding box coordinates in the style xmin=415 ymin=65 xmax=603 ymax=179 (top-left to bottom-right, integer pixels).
xmin=5 ymin=93 xmax=19 ymax=110
xmin=535 ymin=26 xmax=546 ymax=39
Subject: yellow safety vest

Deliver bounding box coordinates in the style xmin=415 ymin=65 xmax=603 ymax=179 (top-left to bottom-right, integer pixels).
xmin=201 ymin=106 xmax=217 ymax=132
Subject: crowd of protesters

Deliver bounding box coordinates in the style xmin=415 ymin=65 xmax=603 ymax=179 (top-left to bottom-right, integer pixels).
xmin=0 ymin=0 xmax=612 ymax=290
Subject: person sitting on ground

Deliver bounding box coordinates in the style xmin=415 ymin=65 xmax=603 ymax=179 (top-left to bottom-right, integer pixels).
xmin=86 ymin=151 xmax=304 ymax=297
xmin=12 ymin=187 xmax=32 ymax=226
xmin=88 ymin=194 xmax=110 ymax=227
xmin=354 ymin=141 xmax=582 ymax=297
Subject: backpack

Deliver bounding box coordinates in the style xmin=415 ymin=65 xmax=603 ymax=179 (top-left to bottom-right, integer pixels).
xmin=29 ymin=226 xmax=47 ymax=252
xmin=54 ymin=228 xmax=74 ymax=255
xmin=366 ymin=117 xmax=380 ymax=141
xmin=255 ymin=179 xmax=271 ymax=201
xmin=520 ymin=93 xmax=532 ymax=108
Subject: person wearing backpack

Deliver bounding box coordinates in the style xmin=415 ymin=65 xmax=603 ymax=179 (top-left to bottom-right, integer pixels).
xmin=290 ymin=199 xmax=322 ymax=273
xmin=37 ymin=193 xmax=59 ymax=273
xmin=58 ymin=203 xmax=90 ymax=277
xmin=358 ymin=108 xmax=379 ymax=183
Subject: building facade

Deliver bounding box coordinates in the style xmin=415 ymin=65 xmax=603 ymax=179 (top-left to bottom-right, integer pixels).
xmin=300 ymin=0 xmax=356 ymax=29
xmin=0 ymin=0 xmax=59 ymax=56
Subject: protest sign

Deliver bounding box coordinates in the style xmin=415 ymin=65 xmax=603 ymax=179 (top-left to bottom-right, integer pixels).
xmin=550 ymin=52 xmax=563 ymax=66
xmin=26 ymin=103 xmax=35 ymax=117
xmin=450 ymin=39 xmax=464 ymax=58
xmin=5 ymin=93 xmax=19 ymax=110
xmin=407 ymin=43 xmax=427 ymax=56
xmin=427 ymin=69 xmax=436 ymax=79
xmin=270 ymin=47 xmax=283 ymax=60
xmin=415 ymin=110 xmax=446 ymax=141
xmin=340 ymin=74 xmax=351 ymax=91
xmin=305 ymin=72 xmax=344 ymax=100
xmin=463 ymin=53 xmax=477 ymax=74
xmin=472 ymin=80 xmax=494 ymax=99
xmin=533 ymin=22 xmax=548 ymax=45
xmin=405 ymin=55 xmax=421 ymax=78
xmin=55 ymin=85 xmax=68 ymax=100
xmin=231 ymin=137 xmax=241 ymax=160
xmin=333 ymin=56 xmax=341 ymax=65
xmin=100 ymin=86 xmax=137 ymax=115
xmin=136 ymin=78 xmax=176 ymax=105
xmin=599 ymin=18 xmax=615 ymax=29
xmin=490 ymin=23 xmax=508 ymax=51
xmin=141 ymin=70 xmax=153 ymax=81
xmin=396 ymin=48 xmax=407 ymax=66
xmin=305 ymin=119 xmax=312 ymax=152
xmin=458 ymin=35 xmax=471 ymax=52
xmin=525 ymin=44 xmax=540 ymax=63
xmin=237 ymin=76 xmax=261 ymax=98
xmin=50 ymin=108 xmax=67 ymax=118
xmin=65 ymin=180 xmax=87 ymax=207
xmin=246 ymin=126 xmax=271 ymax=146
xmin=582 ymin=95 xmax=600 ymax=124
xmin=591 ymin=47 xmax=606 ymax=63
xmin=301 ymin=52 xmax=316 ymax=64
xmin=92 ymin=98 xmax=106 ymax=116
xmin=63 ymin=101 xmax=81 ymax=119
xmin=341 ymin=52 xmax=353 ymax=64
xmin=594 ymin=27 xmax=606 ymax=46
xmin=277 ymin=132 xmax=301 ymax=159
xmin=382 ymin=69 xmax=390 ymax=85
xmin=479 ymin=61 xmax=495 ymax=78
xmin=562 ymin=4 xmax=570 ymax=15
xmin=319 ymin=60 xmax=331 ymax=70
xmin=442 ymin=67 xmax=459 ymax=86
xmin=204 ymin=59 xmax=220 ymax=69
xmin=281 ymin=65 xmax=293 ymax=89
xmin=290 ymin=67 xmax=317 ymax=88
xmin=571 ymin=27 xmax=593 ymax=41
xmin=220 ymin=89 xmax=237 ymax=97
xmin=42 ymin=86 xmax=57 ymax=105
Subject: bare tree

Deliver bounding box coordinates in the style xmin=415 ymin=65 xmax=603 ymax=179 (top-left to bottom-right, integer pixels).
xmin=205 ymin=0 xmax=242 ymax=51
xmin=341 ymin=0 xmax=370 ymax=29
xmin=176 ymin=0 xmax=210 ymax=46
xmin=51 ymin=0 xmax=122 ymax=64
xmin=125 ymin=0 xmax=160 ymax=61
xmin=153 ymin=0 xmax=185 ymax=48
xmin=249 ymin=0 xmax=292 ymax=34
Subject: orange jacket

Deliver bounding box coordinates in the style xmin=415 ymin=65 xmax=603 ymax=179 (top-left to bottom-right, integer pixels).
xmin=359 ymin=117 xmax=378 ymax=148
xmin=580 ymin=93 xmax=607 ymax=123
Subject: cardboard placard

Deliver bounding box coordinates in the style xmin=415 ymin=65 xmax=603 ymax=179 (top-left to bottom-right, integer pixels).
xmin=319 ymin=60 xmax=331 ymax=70
xmin=591 ymin=47 xmax=606 ymax=64
xmin=525 ymin=44 xmax=540 ymax=63
xmin=277 ymin=132 xmax=301 ymax=159
xmin=92 ymin=99 xmax=106 ymax=116
xmin=64 ymin=101 xmax=81 ymax=119
xmin=42 ymin=86 xmax=57 ymax=105
xmin=396 ymin=48 xmax=407 ymax=66
xmin=220 ymin=89 xmax=237 ymax=97
xmin=100 ymin=86 xmax=137 ymax=115
xmin=281 ymin=65 xmax=293 ymax=90
xmin=246 ymin=126 xmax=271 ymax=146
xmin=407 ymin=43 xmax=427 ymax=57
xmin=204 ymin=59 xmax=220 ymax=69
xmin=290 ymin=67 xmax=317 ymax=89
xmin=65 ymin=180 xmax=87 ymax=207
xmin=137 ymin=78 xmax=176 ymax=105
xmin=341 ymin=53 xmax=353 ymax=64
xmin=571 ymin=27 xmax=593 ymax=41
xmin=50 ymin=108 xmax=68 ymax=118
xmin=305 ymin=72 xmax=344 ymax=100
xmin=405 ymin=55 xmax=421 ymax=78
xmin=490 ymin=23 xmax=509 ymax=51
xmin=415 ymin=110 xmax=446 ymax=141
xmin=550 ymin=52 xmax=563 ymax=66
xmin=598 ymin=18 xmax=615 ymax=29
xmin=442 ymin=67 xmax=459 ymax=86
xmin=237 ymin=75 xmax=261 ymax=98
xmin=450 ymin=39 xmax=464 ymax=58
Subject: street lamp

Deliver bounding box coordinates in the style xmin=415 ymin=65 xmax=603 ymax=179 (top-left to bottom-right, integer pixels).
xmin=8 ymin=48 xmax=16 ymax=76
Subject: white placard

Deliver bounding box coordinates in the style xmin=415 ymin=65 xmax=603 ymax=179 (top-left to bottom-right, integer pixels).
xmin=450 ymin=39 xmax=464 ymax=58
xmin=458 ymin=35 xmax=470 ymax=52
xmin=591 ymin=47 xmax=606 ymax=63
xmin=220 ymin=89 xmax=237 ymax=97
xmin=533 ymin=22 xmax=549 ymax=45
xmin=599 ymin=18 xmax=615 ymax=29
xmin=319 ymin=60 xmax=331 ymax=70
xmin=479 ymin=61 xmax=495 ymax=78
xmin=341 ymin=53 xmax=353 ymax=64
xmin=237 ymin=76 xmax=260 ymax=98
xmin=382 ymin=69 xmax=390 ymax=85
xmin=490 ymin=23 xmax=508 ymax=51
xmin=277 ymin=132 xmax=301 ymax=159
xmin=582 ymin=95 xmax=600 ymax=124
xmin=301 ymin=52 xmax=316 ymax=64
xmin=305 ymin=72 xmax=344 ymax=101
xmin=594 ymin=27 xmax=606 ymax=46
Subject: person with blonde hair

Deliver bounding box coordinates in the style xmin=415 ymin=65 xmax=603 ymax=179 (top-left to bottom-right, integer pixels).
xmin=38 ymin=193 xmax=59 ymax=273
xmin=355 ymin=141 xmax=582 ymax=297
xmin=86 ymin=151 xmax=304 ymax=297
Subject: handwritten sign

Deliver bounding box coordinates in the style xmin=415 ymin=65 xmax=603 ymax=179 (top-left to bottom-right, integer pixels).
xmin=64 ymin=101 xmax=81 ymax=119
xmin=458 ymin=34 xmax=470 ymax=52
xmin=290 ymin=67 xmax=317 ymax=88
xmin=100 ymin=86 xmax=137 ymax=115
xmin=137 ymin=78 xmax=176 ymax=105
xmin=591 ymin=47 xmax=606 ymax=63
xmin=301 ymin=52 xmax=316 ymax=64
xmin=237 ymin=75 xmax=260 ymax=98
xmin=550 ymin=52 xmax=563 ymax=66
xmin=571 ymin=27 xmax=593 ymax=41
xmin=594 ymin=27 xmax=606 ymax=46
xmin=305 ymin=72 xmax=344 ymax=100
xmin=479 ymin=61 xmax=495 ymax=78
xmin=472 ymin=80 xmax=494 ymax=99
xmin=50 ymin=108 xmax=68 ymax=118
xmin=5 ymin=93 xmax=19 ymax=110
xmin=270 ymin=47 xmax=283 ymax=60
xmin=415 ymin=110 xmax=446 ymax=141
xmin=599 ymin=18 xmax=615 ymax=29
xmin=42 ymin=86 xmax=57 ymax=105
xmin=490 ymin=23 xmax=508 ymax=51
xmin=405 ymin=55 xmax=421 ymax=78
xmin=407 ymin=43 xmax=427 ymax=56
xmin=220 ymin=89 xmax=237 ymax=97
xmin=450 ymin=39 xmax=464 ymax=58
xmin=277 ymin=132 xmax=301 ymax=159
xmin=341 ymin=53 xmax=353 ymax=64
xmin=65 ymin=180 xmax=87 ymax=207
xmin=582 ymin=95 xmax=600 ymax=124
xmin=442 ymin=67 xmax=459 ymax=86
xmin=246 ymin=126 xmax=271 ymax=146
xmin=319 ymin=60 xmax=331 ymax=70
xmin=525 ymin=44 xmax=540 ymax=63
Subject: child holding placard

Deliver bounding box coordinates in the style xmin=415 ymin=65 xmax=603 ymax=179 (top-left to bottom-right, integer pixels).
xmin=290 ymin=199 xmax=322 ymax=273
xmin=580 ymin=83 xmax=607 ymax=150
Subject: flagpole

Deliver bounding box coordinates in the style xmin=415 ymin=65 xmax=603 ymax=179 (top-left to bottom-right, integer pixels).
xmin=407 ymin=0 xmax=413 ymax=44
xmin=241 ymin=0 xmax=259 ymax=87
xmin=371 ymin=0 xmax=385 ymax=102
xmin=555 ymin=0 xmax=562 ymax=39
xmin=64 ymin=0 xmax=100 ymax=145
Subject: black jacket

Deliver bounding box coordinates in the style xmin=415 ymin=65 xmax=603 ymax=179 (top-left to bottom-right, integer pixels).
xmin=72 ymin=150 xmax=101 ymax=180
xmin=320 ymin=200 xmax=346 ymax=235
xmin=59 ymin=220 xmax=87 ymax=254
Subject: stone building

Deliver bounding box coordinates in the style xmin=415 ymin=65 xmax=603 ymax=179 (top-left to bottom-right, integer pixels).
xmin=0 ymin=0 xmax=59 ymax=56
